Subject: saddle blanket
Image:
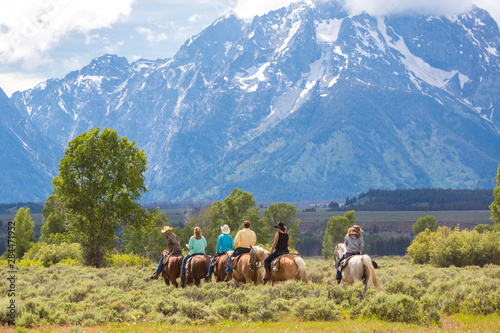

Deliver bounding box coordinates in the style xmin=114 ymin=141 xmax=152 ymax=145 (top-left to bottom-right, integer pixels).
xmin=271 ymin=253 xmax=300 ymax=272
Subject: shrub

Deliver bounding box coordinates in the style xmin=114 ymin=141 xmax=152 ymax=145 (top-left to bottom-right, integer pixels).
xmin=24 ymin=242 xmax=82 ymax=267
xmin=293 ymin=297 xmax=340 ymax=321
xmin=361 ymin=293 xmax=425 ymax=324
xmin=107 ymin=253 xmax=152 ymax=267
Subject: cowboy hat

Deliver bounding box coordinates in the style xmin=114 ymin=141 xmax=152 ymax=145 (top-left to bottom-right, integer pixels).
xmin=274 ymin=222 xmax=286 ymax=231
xmin=221 ymin=224 xmax=230 ymax=234
xmin=161 ymin=226 xmax=173 ymax=233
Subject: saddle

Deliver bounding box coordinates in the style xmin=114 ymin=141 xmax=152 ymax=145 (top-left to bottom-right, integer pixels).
xmin=338 ymin=253 xmax=360 ymax=271
xmin=162 ymin=253 xmax=182 ymax=265
xmin=271 ymin=253 xmax=300 ymax=272
xmin=229 ymin=253 xmax=246 ymax=270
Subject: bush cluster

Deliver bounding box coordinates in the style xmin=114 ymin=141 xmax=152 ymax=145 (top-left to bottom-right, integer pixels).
xmin=0 ymin=256 xmax=498 ymax=328
xmin=407 ymin=227 xmax=500 ymax=267
xmin=24 ymin=242 xmax=83 ymax=267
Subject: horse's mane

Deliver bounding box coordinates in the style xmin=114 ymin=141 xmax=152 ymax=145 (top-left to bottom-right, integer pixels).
xmin=251 ymin=245 xmax=268 ymax=257
xmin=336 ymin=243 xmax=347 ymax=257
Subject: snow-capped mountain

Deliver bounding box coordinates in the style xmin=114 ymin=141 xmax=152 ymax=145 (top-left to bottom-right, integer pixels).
xmin=8 ymin=1 xmax=500 ymax=202
xmin=0 ymin=88 xmax=62 ymax=202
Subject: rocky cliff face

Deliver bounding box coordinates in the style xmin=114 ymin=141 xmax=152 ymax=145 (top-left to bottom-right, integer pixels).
xmin=7 ymin=2 xmax=500 ymax=202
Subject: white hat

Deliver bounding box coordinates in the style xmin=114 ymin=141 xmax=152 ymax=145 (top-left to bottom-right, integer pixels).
xmin=161 ymin=226 xmax=173 ymax=233
xmin=221 ymin=224 xmax=230 ymax=234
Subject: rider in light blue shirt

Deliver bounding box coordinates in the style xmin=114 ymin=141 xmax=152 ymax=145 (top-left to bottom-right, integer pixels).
xmin=181 ymin=227 xmax=207 ymax=276
xmin=206 ymin=224 xmax=234 ymax=281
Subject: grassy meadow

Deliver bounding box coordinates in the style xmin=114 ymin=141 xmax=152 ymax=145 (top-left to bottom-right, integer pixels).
xmin=1 ymin=256 xmax=499 ymax=332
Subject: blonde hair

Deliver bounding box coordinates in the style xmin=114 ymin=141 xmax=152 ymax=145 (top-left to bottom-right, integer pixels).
xmin=194 ymin=227 xmax=202 ymax=240
xmin=348 ymin=225 xmax=363 ymax=239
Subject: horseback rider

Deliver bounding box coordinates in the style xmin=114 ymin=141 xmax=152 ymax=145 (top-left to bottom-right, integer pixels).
xmin=336 ymin=225 xmax=364 ymax=284
xmin=263 ymin=221 xmax=290 ymax=282
xmin=206 ymin=224 xmax=234 ymax=281
xmin=181 ymin=227 xmax=207 ymax=280
xmin=149 ymin=225 xmax=182 ymax=280
xmin=225 ymin=220 xmax=256 ymax=281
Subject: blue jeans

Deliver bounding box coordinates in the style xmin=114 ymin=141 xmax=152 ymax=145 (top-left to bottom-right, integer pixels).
xmin=264 ymin=249 xmax=289 ymax=270
xmin=181 ymin=254 xmax=192 ymax=274
xmin=155 ymin=250 xmax=182 ymax=274
xmin=226 ymin=248 xmax=251 ymax=273
xmin=207 ymin=253 xmax=220 ymax=276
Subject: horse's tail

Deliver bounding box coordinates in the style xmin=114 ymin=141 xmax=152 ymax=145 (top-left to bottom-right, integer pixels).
xmin=362 ymin=255 xmax=380 ymax=292
xmin=294 ymin=256 xmax=308 ymax=283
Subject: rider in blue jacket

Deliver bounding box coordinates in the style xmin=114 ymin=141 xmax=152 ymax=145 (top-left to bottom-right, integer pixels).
xmin=206 ymin=224 xmax=234 ymax=281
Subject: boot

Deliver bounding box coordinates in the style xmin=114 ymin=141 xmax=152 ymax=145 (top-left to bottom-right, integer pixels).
xmin=263 ymin=268 xmax=271 ymax=282
xmin=224 ymin=272 xmax=232 ymax=282
xmin=149 ymin=272 xmax=160 ymax=280
xmin=336 ymin=278 xmax=342 ymax=285
xmin=206 ymin=273 xmax=212 ymax=282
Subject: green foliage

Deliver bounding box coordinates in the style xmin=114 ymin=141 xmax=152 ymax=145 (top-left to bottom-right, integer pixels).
xmin=52 ymin=127 xmax=150 ymax=267
xmin=322 ymin=211 xmax=354 ymax=259
xmin=412 ymin=215 xmax=439 ymax=235
xmin=407 ymin=226 xmax=500 ymax=267
xmin=121 ymin=210 xmax=170 ymax=261
xmin=490 ymin=163 xmax=500 ymax=229
xmin=262 ymin=202 xmax=301 ymax=247
xmin=107 ymin=253 xmax=152 ymax=267
xmin=13 ymin=207 xmax=35 ymax=260
xmin=190 ymin=188 xmax=262 ymax=253
xmin=40 ymin=194 xmax=70 ymax=243
xmin=24 ymin=242 xmax=82 ymax=267
xmin=293 ymin=297 xmax=340 ymax=321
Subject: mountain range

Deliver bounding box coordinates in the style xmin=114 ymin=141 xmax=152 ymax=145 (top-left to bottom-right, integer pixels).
xmin=2 ymin=1 xmax=500 ymax=202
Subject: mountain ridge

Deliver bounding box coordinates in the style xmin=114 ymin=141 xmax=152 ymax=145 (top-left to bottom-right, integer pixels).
xmin=4 ymin=1 xmax=500 ymax=202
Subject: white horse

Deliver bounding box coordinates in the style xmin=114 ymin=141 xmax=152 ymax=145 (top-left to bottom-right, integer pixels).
xmin=334 ymin=243 xmax=380 ymax=293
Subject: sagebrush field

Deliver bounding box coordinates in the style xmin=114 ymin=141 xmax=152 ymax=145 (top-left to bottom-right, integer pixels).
xmin=1 ymin=256 xmax=499 ymax=332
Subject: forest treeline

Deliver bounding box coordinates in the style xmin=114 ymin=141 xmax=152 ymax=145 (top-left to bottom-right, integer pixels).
xmin=0 ymin=202 xmax=43 ymax=213
xmin=332 ymin=188 xmax=493 ymax=211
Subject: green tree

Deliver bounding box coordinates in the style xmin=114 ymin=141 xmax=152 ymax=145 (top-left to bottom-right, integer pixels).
xmin=321 ymin=213 xmax=351 ymax=259
xmin=121 ymin=210 xmax=169 ymax=261
xmin=490 ymin=163 xmax=500 ymax=229
xmin=190 ymin=188 xmax=262 ymax=253
xmin=412 ymin=215 xmax=439 ymax=235
xmin=262 ymin=203 xmax=301 ymax=248
xmin=52 ymin=127 xmax=150 ymax=267
xmin=40 ymin=194 xmax=71 ymax=243
xmin=13 ymin=207 xmax=35 ymax=260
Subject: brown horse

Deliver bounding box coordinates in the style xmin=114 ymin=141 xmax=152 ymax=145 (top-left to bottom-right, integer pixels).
xmin=251 ymin=246 xmax=308 ymax=285
xmin=161 ymin=249 xmax=184 ymax=288
xmin=229 ymin=248 xmax=263 ymax=286
xmin=213 ymin=252 xmax=230 ymax=282
xmin=181 ymin=254 xmax=211 ymax=288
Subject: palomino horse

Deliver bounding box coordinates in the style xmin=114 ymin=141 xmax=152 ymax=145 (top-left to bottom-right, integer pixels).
xmin=229 ymin=249 xmax=263 ymax=286
xmin=334 ymin=243 xmax=380 ymax=293
xmin=213 ymin=252 xmax=230 ymax=282
xmin=181 ymin=254 xmax=211 ymax=288
xmin=250 ymin=246 xmax=308 ymax=285
xmin=161 ymin=249 xmax=184 ymax=288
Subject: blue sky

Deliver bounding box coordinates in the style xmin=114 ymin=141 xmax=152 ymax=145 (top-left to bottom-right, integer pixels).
xmin=0 ymin=0 xmax=498 ymax=96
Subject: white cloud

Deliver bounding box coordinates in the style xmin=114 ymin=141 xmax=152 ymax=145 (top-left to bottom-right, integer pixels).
xmin=0 ymin=0 xmax=134 ymax=68
xmin=188 ymin=13 xmax=202 ymax=22
xmin=0 ymin=72 xmax=48 ymax=96
xmin=137 ymin=27 xmax=168 ymax=44
xmin=343 ymin=0 xmax=474 ymax=17
xmin=232 ymin=0 xmax=303 ymax=20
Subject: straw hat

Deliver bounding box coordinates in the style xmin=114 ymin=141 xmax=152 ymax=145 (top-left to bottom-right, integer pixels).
xmin=221 ymin=224 xmax=230 ymax=234
xmin=161 ymin=226 xmax=173 ymax=233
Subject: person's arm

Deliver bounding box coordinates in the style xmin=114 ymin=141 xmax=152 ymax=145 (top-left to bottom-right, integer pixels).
xmin=234 ymin=231 xmax=241 ymax=248
xmin=216 ymin=235 xmax=222 ymax=253
xmin=270 ymin=232 xmax=279 ymax=253
xmin=359 ymin=236 xmax=364 ymax=253
xmin=287 ymin=234 xmax=290 ymax=248
xmin=187 ymin=236 xmax=194 ymax=250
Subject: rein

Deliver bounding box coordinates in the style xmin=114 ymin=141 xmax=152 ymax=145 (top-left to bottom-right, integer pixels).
xmin=248 ymin=249 xmax=262 ymax=271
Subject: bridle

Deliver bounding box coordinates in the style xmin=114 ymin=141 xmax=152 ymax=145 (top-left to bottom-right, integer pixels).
xmin=248 ymin=248 xmax=262 ymax=271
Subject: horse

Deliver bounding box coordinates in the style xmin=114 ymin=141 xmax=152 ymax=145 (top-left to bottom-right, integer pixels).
xmin=161 ymin=249 xmax=184 ymax=288
xmin=250 ymin=246 xmax=308 ymax=285
xmin=213 ymin=252 xmax=230 ymax=282
xmin=334 ymin=243 xmax=380 ymax=293
xmin=181 ymin=254 xmax=211 ymax=288
xmin=229 ymin=248 xmax=263 ymax=286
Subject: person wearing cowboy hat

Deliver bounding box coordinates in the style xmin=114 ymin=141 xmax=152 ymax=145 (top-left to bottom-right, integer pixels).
xmin=149 ymin=225 xmax=182 ymax=280
xmin=206 ymin=224 xmax=234 ymax=281
xmin=335 ymin=225 xmax=364 ymax=284
xmin=263 ymin=221 xmax=290 ymax=282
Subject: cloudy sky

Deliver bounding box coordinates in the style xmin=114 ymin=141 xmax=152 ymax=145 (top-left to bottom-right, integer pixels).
xmin=0 ymin=0 xmax=498 ymax=96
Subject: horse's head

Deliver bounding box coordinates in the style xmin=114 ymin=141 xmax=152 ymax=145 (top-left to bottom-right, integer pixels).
xmin=334 ymin=243 xmax=346 ymax=262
